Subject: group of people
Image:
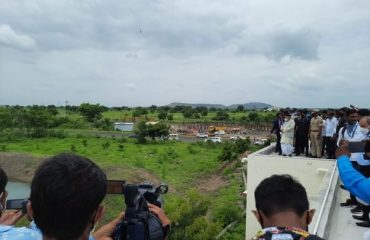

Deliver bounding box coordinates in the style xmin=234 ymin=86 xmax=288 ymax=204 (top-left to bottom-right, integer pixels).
xmin=250 ymin=139 xmax=370 ymax=240
xmin=0 ymin=154 xmax=170 ymax=240
xmin=269 ymin=107 xmax=370 ymax=238
xmin=271 ymin=108 xmax=369 ymax=159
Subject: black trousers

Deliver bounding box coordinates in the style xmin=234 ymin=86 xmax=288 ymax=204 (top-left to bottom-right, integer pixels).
xmin=350 ymin=161 xmax=360 ymax=203
xmin=358 ymin=164 xmax=370 ymax=218
xmin=275 ymin=134 xmax=282 ymax=154
xmin=324 ymin=137 xmax=336 ymax=159
xmin=295 ymin=134 xmax=308 ymax=155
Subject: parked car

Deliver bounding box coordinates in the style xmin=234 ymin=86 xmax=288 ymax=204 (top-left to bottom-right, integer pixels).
xmin=196 ymin=133 xmax=208 ymax=138
xmin=167 ymin=133 xmax=179 ymax=141
xmin=230 ymin=135 xmax=246 ymax=141
xmin=214 ymin=130 xmax=225 ymax=135
xmin=254 ymin=138 xmax=268 ymax=145
xmin=205 ymin=137 xmax=222 ymax=143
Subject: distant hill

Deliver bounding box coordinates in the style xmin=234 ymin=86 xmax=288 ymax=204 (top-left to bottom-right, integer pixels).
xmin=167 ymin=102 xmax=274 ymax=109
xmin=229 ymin=102 xmax=274 ymax=110
xmin=167 ymin=102 xmax=226 ymax=109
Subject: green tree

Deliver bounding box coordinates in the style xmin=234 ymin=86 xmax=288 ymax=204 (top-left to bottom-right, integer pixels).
xmin=46 ymin=105 xmax=58 ymax=116
xmin=167 ymin=114 xmax=174 ymax=121
xmin=158 ymin=111 xmax=168 ymax=120
xmin=248 ymin=112 xmax=259 ymax=121
xmin=236 ymin=105 xmax=245 ymax=112
xmin=134 ymin=121 xmax=170 ymax=143
xmin=0 ymin=108 xmax=13 ymax=131
xmin=79 ymin=103 xmax=106 ymax=122
xmin=212 ymin=111 xmax=230 ymax=121
xmin=22 ymin=106 xmax=53 ymax=137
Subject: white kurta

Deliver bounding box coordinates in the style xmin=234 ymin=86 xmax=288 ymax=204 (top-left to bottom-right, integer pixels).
xmin=281 ymin=118 xmax=295 ymax=155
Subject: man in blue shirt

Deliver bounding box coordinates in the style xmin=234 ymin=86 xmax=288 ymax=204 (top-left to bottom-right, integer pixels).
xmin=337 ymin=140 xmax=370 ymax=227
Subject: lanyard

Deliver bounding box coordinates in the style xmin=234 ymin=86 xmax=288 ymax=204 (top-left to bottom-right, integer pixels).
xmin=347 ymin=122 xmax=358 ymax=139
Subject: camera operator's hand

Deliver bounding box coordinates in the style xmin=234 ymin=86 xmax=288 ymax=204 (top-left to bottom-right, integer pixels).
xmin=148 ymin=203 xmax=170 ymax=227
xmin=0 ymin=210 xmax=24 ymax=225
xmin=335 ymin=140 xmax=351 ymax=159
xmin=93 ymin=212 xmax=124 ymax=240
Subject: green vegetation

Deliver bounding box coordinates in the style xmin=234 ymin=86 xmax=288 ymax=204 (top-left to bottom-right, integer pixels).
xmin=0 ymin=105 xmax=277 ymax=136
xmin=0 ymin=103 xmax=271 ymax=239
xmin=1 ymin=133 xmax=252 ymax=239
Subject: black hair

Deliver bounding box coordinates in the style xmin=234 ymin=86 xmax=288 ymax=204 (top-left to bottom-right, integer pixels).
xmin=0 ymin=168 xmax=8 ymax=194
xmin=346 ymin=108 xmax=358 ymax=116
xmin=254 ymin=174 xmax=309 ymax=218
xmin=366 ymin=141 xmax=370 ymax=154
xmin=30 ymin=153 xmax=107 ymax=240
xmin=358 ymin=109 xmax=370 ymax=117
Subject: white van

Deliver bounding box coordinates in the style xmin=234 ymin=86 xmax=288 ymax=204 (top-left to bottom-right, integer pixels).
xmin=168 ymin=134 xmax=179 ymax=140
xmin=205 ymin=137 xmax=222 ymax=143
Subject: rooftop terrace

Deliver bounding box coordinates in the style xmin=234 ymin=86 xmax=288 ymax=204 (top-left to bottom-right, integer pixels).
xmin=244 ymin=144 xmax=366 ymax=240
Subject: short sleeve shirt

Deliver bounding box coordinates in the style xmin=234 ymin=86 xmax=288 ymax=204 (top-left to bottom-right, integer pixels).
xmin=0 ymin=222 xmax=96 ymax=240
xmin=0 ymin=225 xmax=41 ymax=240
xmin=251 ymin=227 xmax=324 ymax=240
xmin=310 ymin=117 xmax=323 ymax=132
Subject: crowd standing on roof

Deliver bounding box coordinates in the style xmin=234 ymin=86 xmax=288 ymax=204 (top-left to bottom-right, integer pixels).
xmin=271 ymin=106 xmax=370 ymax=237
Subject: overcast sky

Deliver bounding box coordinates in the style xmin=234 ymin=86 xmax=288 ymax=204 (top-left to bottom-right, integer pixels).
xmin=0 ymin=0 xmax=369 ymax=108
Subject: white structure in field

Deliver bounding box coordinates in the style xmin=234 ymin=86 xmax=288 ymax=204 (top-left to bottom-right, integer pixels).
xmin=244 ymin=144 xmax=364 ymax=240
xmin=113 ymin=122 xmax=134 ymax=131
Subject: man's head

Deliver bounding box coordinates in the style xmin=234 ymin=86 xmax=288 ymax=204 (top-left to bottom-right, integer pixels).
xmin=29 ymin=153 xmax=107 ymax=240
xmin=0 ymin=167 xmax=8 ymax=210
xmin=346 ymin=109 xmax=359 ymax=124
xmin=253 ymin=174 xmax=315 ymax=230
xmin=327 ymin=111 xmax=334 ymax=119
xmin=359 ymin=116 xmax=370 ymax=132
xmin=311 ymin=112 xmax=317 ymax=118
xmin=0 ymin=168 xmax=7 ymax=195
xmin=285 ymin=112 xmax=291 ymax=120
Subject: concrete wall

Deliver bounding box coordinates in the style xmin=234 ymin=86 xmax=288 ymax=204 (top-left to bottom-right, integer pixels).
xmin=245 ymin=152 xmax=335 ymax=239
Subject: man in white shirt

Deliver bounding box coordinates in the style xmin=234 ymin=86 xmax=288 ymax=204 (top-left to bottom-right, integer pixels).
xmin=324 ymin=112 xmax=338 ymax=159
xmin=337 ymin=109 xmax=368 ymax=212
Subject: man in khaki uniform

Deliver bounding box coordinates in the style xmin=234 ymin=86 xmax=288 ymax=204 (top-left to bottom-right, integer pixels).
xmin=309 ymin=112 xmax=324 ymax=158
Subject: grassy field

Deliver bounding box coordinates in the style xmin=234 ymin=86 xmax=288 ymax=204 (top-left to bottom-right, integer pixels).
xmin=2 ymin=135 xmax=248 ymax=239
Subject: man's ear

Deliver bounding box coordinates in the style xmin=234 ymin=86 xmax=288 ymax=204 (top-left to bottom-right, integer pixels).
xmin=306 ymin=209 xmax=316 ymax=225
xmin=94 ymin=205 xmax=105 ymax=223
xmin=26 ymin=201 xmax=34 ymax=219
xmin=252 ymin=210 xmax=262 ymax=225
xmin=0 ymin=190 xmax=8 ymax=207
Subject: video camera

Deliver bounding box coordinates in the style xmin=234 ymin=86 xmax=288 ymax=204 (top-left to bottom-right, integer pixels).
xmin=107 ymin=180 xmax=169 ymax=240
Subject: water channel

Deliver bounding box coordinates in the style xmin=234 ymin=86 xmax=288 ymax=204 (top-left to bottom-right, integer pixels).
xmin=6 ymin=181 xmax=30 ymax=199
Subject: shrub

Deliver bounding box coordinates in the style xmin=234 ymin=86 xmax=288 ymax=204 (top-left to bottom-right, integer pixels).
xmin=118 ymin=144 xmax=124 ymax=151
xmin=102 ymin=142 xmax=111 ymax=150
xmin=70 ymin=144 xmax=77 ymax=152
xmin=0 ymin=145 xmax=7 ymax=152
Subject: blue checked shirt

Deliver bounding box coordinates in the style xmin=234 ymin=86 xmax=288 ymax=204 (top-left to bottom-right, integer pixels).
xmin=0 ymin=222 xmax=96 ymax=240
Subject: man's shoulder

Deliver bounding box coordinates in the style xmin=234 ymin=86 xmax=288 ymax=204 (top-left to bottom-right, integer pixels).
xmin=251 ymin=227 xmax=324 ymax=240
xmin=0 ymin=225 xmax=41 ymax=239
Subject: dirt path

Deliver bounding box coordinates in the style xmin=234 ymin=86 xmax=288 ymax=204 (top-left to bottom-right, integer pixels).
xmin=0 ymin=152 xmax=166 ymax=190
xmin=0 ymin=153 xmax=44 ymax=182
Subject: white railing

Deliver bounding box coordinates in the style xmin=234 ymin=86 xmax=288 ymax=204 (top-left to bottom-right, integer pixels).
xmin=313 ymin=162 xmax=338 ymax=235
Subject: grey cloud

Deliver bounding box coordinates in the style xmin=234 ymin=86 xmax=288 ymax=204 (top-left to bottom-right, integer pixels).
xmin=0 ymin=1 xmax=243 ymax=54
xmin=0 ymin=24 xmax=36 ymax=50
xmin=238 ymin=28 xmax=320 ymax=61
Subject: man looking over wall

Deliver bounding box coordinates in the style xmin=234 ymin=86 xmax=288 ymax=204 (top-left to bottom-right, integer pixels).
xmin=251 ymin=174 xmax=324 ymax=240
